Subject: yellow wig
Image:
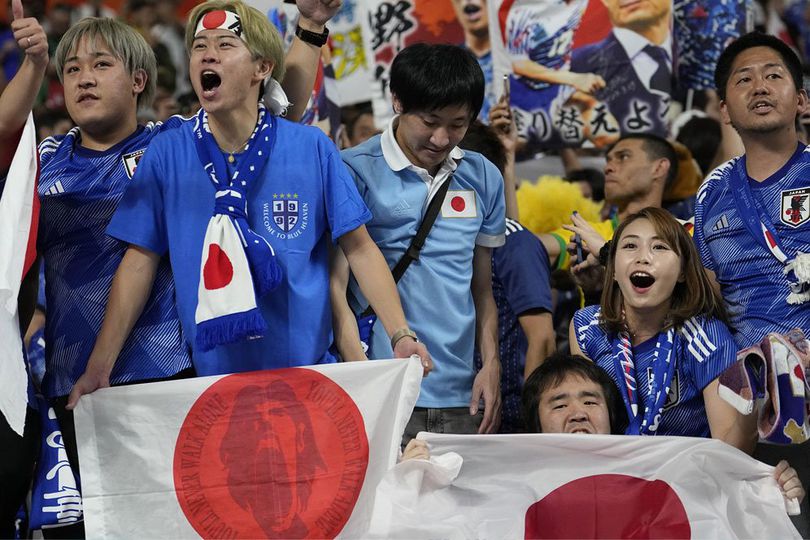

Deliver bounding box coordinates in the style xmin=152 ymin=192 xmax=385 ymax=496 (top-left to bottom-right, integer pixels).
xmin=516 ymin=175 xmax=603 ymax=234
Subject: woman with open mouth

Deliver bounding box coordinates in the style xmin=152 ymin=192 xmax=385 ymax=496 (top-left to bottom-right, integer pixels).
xmin=569 ymin=207 xmax=757 ymax=452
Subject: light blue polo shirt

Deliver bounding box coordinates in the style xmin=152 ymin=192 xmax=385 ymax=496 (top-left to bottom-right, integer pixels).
xmin=342 ymin=120 xmax=506 ymax=408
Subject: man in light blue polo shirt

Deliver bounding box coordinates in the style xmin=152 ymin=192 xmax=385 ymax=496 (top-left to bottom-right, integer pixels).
xmin=339 ymin=43 xmax=506 ymax=439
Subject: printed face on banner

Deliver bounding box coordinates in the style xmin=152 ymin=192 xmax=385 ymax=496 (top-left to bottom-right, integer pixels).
xmin=601 ymin=0 xmax=671 ymax=30
xmin=173 ymin=369 xmax=369 ymax=539
xmin=451 ymin=0 xmax=489 ymax=35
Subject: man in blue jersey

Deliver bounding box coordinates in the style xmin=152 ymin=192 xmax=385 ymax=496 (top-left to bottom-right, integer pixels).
xmin=696 ymin=32 xmax=810 ymax=346
xmin=91 ymin=1 xmax=427 ymax=383
xmin=695 ymin=31 xmax=810 ymax=534
xmin=339 ymin=43 xmax=506 ymax=439
xmin=36 ymin=19 xmax=193 ymax=538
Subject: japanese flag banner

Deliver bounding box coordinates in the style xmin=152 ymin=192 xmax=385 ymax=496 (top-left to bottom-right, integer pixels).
xmin=74 ymin=358 xmax=422 ymax=538
xmin=0 ymin=113 xmax=39 ymax=436
xmin=370 ymin=433 xmax=801 ymax=539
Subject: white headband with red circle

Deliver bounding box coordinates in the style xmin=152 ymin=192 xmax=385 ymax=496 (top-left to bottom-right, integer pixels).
xmin=195 ymin=10 xmax=243 ymax=39
xmin=193 ymin=9 xmax=291 ymax=116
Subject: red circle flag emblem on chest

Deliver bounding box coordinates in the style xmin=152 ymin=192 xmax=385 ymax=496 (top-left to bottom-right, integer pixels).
xmin=201 ymin=10 xmax=227 ymax=29
xmin=202 ymin=243 xmax=233 ymax=290
xmin=451 ymin=196 xmax=466 ymax=212
xmin=524 ymin=474 xmax=691 ymax=539
xmin=173 ymin=369 xmax=369 ymax=539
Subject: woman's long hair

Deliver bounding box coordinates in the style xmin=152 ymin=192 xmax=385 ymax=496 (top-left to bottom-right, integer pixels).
xmin=600 ymin=207 xmax=730 ymax=334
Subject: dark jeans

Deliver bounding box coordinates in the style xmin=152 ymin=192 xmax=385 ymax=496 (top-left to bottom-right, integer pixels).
xmin=402 ymin=406 xmax=483 ymax=448
xmin=43 ymin=366 xmax=197 ymax=540
xmin=0 ymin=406 xmax=39 ymax=539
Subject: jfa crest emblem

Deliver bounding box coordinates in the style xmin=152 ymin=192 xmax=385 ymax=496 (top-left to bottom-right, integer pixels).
xmin=781 ymin=187 xmax=810 ymax=228
xmin=122 ymin=149 xmax=145 ymax=179
xmin=273 ymin=193 xmax=299 ymax=233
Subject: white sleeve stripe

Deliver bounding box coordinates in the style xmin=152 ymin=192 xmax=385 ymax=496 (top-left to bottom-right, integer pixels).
xmin=576 ymin=318 xmax=600 ymax=341
xmin=686 ymin=318 xmax=717 ymax=352
xmin=682 ymin=319 xmax=717 ymax=363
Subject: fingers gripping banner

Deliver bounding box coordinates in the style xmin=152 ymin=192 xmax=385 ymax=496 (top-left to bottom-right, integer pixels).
xmin=74 ymin=359 xmax=422 ymax=538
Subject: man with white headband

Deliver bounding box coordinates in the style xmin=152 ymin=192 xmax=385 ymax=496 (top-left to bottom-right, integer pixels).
xmin=86 ymin=0 xmax=430 ymax=387
xmin=35 ymin=2 xmax=352 ymax=536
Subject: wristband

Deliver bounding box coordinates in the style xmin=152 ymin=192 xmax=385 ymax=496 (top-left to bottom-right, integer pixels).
xmin=295 ymin=24 xmax=329 ymax=47
xmin=390 ymin=328 xmax=418 ymax=350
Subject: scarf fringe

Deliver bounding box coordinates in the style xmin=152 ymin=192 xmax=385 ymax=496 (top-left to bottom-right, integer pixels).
xmin=196 ymin=308 xmax=267 ymax=352
xmin=243 ymin=229 xmax=283 ymax=297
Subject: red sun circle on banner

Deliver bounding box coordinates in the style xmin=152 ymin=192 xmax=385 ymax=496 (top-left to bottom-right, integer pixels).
xmin=451 ymin=196 xmax=466 ymax=213
xmin=173 ymin=369 xmax=369 ymax=539
xmin=524 ymin=474 xmax=690 ymax=539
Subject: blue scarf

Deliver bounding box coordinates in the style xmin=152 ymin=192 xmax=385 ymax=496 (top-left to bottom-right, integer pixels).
xmin=191 ymin=103 xmax=282 ymax=351
xmin=612 ymin=328 xmax=678 ymax=435
xmin=729 ymin=150 xmax=810 ymax=304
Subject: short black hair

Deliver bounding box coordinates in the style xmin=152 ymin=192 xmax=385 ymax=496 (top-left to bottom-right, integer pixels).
xmin=675 ymin=116 xmax=722 ymax=175
xmin=521 ymin=352 xmax=627 ymax=435
xmin=459 ymin=121 xmax=507 ymax=173
xmin=609 ymin=133 xmax=679 ymax=189
xmin=566 ymin=168 xmax=605 ymax=201
xmin=389 ymin=43 xmax=484 ymax=119
xmin=341 ymin=102 xmax=374 ymax=139
xmin=714 ymin=32 xmax=803 ymax=101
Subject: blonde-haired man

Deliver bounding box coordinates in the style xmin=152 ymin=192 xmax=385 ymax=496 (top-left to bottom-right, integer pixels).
xmin=89 ymin=0 xmax=429 ymax=390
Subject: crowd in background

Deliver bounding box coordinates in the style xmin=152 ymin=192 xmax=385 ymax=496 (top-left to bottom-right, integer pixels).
xmin=1 ymin=0 xmax=810 ymax=537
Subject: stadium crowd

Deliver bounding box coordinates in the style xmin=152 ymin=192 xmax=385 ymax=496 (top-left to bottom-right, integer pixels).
xmin=1 ymin=0 xmax=810 ymax=537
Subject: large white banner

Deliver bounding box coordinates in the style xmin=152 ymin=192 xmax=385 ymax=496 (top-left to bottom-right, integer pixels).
xmin=371 ymin=432 xmax=801 ymax=538
xmin=74 ymin=358 xmax=422 ymax=538
xmin=0 ymin=113 xmax=38 ymax=435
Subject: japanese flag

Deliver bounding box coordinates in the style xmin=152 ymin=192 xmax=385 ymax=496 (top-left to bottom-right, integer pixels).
xmin=441 ymin=190 xmax=477 ymax=218
xmin=74 ymin=358 xmax=422 ymax=538
xmin=370 ymin=433 xmax=801 ymax=538
xmin=195 ymin=213 xmax=256 ymax=327
xmin=0 ymin=114 xmax=39 ymax=435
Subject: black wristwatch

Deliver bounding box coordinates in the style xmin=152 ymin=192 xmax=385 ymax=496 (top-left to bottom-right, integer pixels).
xmin=598 ymin=240 xmax=612 ymax=267
xmin=295 ymin=24 xmax=329 ymax=47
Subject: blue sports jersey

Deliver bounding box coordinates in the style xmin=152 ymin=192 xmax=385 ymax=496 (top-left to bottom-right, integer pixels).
xmin=694 ymin=144 xmax=810 ymax=348
xmin=573 ymin=305 xmax=738 ymax=437
xmin=37 ymin=119 xmax=192 ymax=399
xmin=107 ymin=116 xmax=371 ymax=376
xmin=475 ymin=218 xmax=552 ymax=432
